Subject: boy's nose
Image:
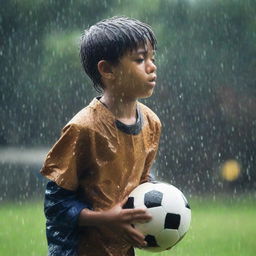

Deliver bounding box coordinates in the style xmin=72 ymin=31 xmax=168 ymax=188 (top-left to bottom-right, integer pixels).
xmin=146 ymin=61 xmax=157 ymax=74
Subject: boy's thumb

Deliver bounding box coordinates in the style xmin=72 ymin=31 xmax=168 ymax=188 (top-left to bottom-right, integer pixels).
xmin=120 ymin=196 xmax=129 ymax=207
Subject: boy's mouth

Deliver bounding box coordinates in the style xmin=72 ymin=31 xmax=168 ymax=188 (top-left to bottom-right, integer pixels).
xmin=149 ymin=75 xmax=157 ymax=82
xmin=147 ymin=75 xmax=157 ymax=87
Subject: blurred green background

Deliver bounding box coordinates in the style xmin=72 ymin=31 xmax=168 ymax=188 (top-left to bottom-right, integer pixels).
xmin=0 ymin=0 xmax=256 ymax=255
xmin=1 ymin=0 xmax=256 ymax=193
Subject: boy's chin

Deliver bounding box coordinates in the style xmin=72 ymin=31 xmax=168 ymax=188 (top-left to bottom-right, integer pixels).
xmin=139 ymin=89 xmax=154 ymax=99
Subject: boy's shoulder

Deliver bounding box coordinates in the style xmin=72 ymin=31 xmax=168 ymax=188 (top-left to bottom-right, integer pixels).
xmin=138 ymin=101 xmax=162 ymax=128
xmin=64 ymin=98 xmax=113 ymax=131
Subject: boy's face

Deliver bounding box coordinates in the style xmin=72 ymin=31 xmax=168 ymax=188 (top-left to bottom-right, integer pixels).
xmin=111 ymin=41 xmax=157 ymax=100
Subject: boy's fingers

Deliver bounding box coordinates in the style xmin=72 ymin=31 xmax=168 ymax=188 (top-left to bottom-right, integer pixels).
xmin=130 ymin=228 xmax=147 ymax=247
xmin=124 ymin=225 xmax=147 ymax=247
xmin=123 ymin=209 xmax=152 ymax=222
xmin=123 ymin=208 xmax=147 ymax=215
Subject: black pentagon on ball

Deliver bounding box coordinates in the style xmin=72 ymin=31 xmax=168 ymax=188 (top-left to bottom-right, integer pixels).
xmin=164 ymin=213 xmax=181 ymax=229
xmin=144 ymin=190 xmax=163 ymax=208
xmin=181 ymin=194 xmax=191 ymax=209
xmin=185 ymin=202 xmax=191 ymax=209
xmin=145 ymin=235 xmax=159 ymax=247
xmin=123 ymin=197 xmax=134 ymax=209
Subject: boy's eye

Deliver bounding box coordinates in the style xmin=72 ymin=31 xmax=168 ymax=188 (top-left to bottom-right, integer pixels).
xmin=135 ymin=58 xmax=144 ymax=63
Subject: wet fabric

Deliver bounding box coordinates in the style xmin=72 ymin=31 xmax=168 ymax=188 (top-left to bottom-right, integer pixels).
xmin=115 ymin=107 xmax=142 ymax=135
xmin=44 ymin=181 xmax=92 ymax=256
xmin=40 ymin=97 xmax=161 ymax=256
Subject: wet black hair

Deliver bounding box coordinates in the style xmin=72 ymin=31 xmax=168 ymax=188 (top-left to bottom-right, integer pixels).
xmin=80 ymin=16 xmax=157 ymax=92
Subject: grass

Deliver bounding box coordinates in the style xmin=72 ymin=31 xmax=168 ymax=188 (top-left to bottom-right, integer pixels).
xmin=0 ymin=200 xmax=47 ymax=256
xmin=0 ymin=195 xmax=255 ymax=256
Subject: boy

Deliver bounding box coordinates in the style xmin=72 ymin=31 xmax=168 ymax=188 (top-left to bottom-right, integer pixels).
xmin=40 ymin=16 xmax=161 ymax=256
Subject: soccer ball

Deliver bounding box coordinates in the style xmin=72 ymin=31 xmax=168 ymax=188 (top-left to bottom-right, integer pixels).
xmin=123 ymin=181 xmax=191 ymax=252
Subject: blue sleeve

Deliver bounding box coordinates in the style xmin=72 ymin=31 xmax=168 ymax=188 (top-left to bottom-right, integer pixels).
xmin=44 ymin=181 xmax=92 ymax=256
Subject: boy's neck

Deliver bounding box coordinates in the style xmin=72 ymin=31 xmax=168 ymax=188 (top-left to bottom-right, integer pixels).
xmin=100 ymin=93 xmax=137 ymax=125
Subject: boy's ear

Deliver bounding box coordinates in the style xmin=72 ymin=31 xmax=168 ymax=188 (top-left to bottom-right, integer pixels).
xmin=97 ymin=60 xmax=115 ymax=80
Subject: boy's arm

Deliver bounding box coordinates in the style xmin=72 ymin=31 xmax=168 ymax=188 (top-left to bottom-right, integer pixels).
xmin=45 ymin=181 xmax=151 ymax=249
xmin=44 ymin=181 xmax=92 ymax=226
xmin=44 ymin=181 xmax=92 ymax=255
xmin=78 ymin=198 xmax=151 ymax=248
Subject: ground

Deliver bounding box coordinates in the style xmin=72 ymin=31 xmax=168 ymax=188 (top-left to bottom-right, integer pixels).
xmin=0 ymin=195 xmax=255 ymax=256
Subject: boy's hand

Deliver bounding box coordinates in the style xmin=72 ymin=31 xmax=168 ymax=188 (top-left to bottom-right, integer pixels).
xmin=103 ymin=197 xmax=152 ymax=248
